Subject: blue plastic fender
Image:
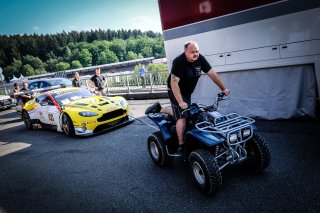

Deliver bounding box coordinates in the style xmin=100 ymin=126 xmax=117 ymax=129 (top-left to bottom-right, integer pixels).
xmin=186 ymin=129 xmax=225 ymax=146
xmin=148 ymin=115 xmax=175 ymax=142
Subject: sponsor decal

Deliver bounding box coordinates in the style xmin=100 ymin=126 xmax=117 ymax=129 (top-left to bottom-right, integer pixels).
xmin=87 ymin=121 xmax=97 ymax=124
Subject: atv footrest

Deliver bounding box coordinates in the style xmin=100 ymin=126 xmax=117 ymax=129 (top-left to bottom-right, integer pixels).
xmin=166 ymin=146 xmax=182 ymax=157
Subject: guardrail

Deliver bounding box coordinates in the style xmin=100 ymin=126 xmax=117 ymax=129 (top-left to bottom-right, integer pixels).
xmin=0 ymin=71 xmax=169 ymax=96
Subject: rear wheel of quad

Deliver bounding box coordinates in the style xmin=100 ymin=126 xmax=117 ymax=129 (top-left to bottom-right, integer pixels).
xmin=22 ymin=110 xmax=33 ymax=130
xmin=244 ymin=132 xmax=271 ymax=172
xmin=61 ymin=113 xmax=75 ymax=137
xmin=189 ymin=149 xmax=222 ymax=196
xmin=147 ymin=131 xmax=174 ymax=166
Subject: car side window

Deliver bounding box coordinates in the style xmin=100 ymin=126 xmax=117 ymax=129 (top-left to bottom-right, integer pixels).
xmin=29 ymin=82 xmax=38 ymax=90
xmin=38 ymin=95 xmax=53 ymax=106
xmin=39 ymin=81 xmax=51 ymax=88
xmin=36 ymin=95 xmax=46 ymax=103
xmin=47 ymin=98 xmax=54 ymax=106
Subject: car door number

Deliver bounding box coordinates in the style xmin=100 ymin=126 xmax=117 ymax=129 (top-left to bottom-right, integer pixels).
xmin=48 ymin=114 xmax=54 ymax=121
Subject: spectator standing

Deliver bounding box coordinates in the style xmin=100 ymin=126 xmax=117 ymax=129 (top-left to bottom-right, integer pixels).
xmin=72 ymin=72 xmax=81 ymax=87
xmin=12 ymin=83 xmax=22 ymax=106
xmin=138 ymin=64 xmax=146 ymax=88
xmin=89 ymin=67 xmax=107 ymax=96
xmin=20 ymin=82 xmax=33 ymax=106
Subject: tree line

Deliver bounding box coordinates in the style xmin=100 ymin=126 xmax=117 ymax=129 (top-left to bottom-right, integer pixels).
xmin=0 ymin=29 xmax=166 ymax=81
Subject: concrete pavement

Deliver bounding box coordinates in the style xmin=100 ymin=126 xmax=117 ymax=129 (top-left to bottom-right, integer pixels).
xmin=128 ymin=98 xmax=170 ymax=117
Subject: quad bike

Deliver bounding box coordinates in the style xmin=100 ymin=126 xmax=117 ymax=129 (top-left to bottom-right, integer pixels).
xmin=146 ymin=93 xmax=271 ymax=196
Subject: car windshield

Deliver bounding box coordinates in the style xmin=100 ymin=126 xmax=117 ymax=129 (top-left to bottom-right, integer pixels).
xmin=52 ymin=89 xmax=95 ymax=105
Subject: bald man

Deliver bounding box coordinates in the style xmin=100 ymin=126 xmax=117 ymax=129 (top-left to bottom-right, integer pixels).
xmin=146 ymin=41 xmax=230 ymax=154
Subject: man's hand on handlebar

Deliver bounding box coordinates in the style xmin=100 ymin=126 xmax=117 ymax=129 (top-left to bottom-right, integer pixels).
xmin=179 ymin=101 xmax=189 ymax=110
xmin=222 ymin=88 xmax=230 ymax=96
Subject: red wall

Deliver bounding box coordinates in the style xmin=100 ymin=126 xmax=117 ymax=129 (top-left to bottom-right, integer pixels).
xmin=158 ymin=0 xmax=281 ymax=30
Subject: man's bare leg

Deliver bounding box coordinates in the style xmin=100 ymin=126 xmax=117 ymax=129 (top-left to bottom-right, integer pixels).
xmin=176 ymin=118 xmax=186 ymax=146
xmin=160 ymin=107 xmax=173 ymax=117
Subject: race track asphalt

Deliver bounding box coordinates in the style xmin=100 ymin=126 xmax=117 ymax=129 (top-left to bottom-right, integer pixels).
xmin=0 ymin=100 xmax=319 ymax=213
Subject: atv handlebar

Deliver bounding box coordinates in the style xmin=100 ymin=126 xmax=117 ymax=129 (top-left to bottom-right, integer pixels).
xmin=209 ymin=92 xmax=227 ymax=111
xmin=181 ymin=93 xmax=227 ymax=115
xmin=217 ymin=92 xmax=227 ymax=100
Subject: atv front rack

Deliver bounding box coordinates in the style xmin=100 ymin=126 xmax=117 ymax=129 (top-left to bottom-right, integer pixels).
xmin=195 ymin=113 xmax=255 ymax=145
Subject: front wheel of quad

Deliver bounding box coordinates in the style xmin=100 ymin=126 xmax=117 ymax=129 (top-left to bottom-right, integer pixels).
xmin=22 ymin=110 xmax=33 ymax=130
xmin=244 ymin=132 xmax=271 ymax=172
xmin=61 ymin=113 xmax=75 ymax=137
xmin=147 ymin=131 xmax=174 ymax=166
xmin=189 ymin=149 xmax=222 ymax=196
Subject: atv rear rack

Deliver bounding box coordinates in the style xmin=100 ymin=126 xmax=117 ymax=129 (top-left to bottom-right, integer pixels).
xmin=195 ymin=113 xmax=255 ymax=143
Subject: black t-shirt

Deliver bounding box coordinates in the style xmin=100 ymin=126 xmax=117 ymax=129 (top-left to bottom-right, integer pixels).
xmin=72 ymin=78 xmax=81 ymax=87
xmin=90 ymin=75 xmax=105 ymax=90
xmin=168 ymin=53 xmax=211 ymax=98
xmin=20 ymin=88 xmax=33 ymax=104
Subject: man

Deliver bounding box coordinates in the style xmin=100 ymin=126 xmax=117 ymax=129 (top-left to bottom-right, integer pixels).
xmin=12 ymin=83 xmax=22 ymax=106
xmin=89 ymin=67 xmax=107 ymax=96
xmin=20 ymin=82 xmax=33 ymax=106
xmin=145 ymin=41 xmax=230 ymax=153
xmin=72 ymin=72 xmax=81 ymax=87
xmin=138 ymin=64 xmax=146 ymax=88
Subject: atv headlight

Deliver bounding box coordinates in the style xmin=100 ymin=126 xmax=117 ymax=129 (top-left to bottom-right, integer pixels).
xmin=229 ymin=133 xmax=237 ymax=143
xmin=243 ymin=129 xmax=251 ymax=137
xmin=79 ymin=111 xmax=98 ymax=117
xmin=118 ymin=99 xmax=128 ymax=108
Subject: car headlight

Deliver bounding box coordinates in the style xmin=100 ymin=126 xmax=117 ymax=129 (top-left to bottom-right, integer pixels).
xmin=79 ymin=111 xmax=98 ymax=117
xmin=118 ymin=99 xmax=128 ymax=108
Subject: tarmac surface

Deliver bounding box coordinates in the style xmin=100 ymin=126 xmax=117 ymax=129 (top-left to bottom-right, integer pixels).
xmin=0 ymin=99 xmax=320 ymax=212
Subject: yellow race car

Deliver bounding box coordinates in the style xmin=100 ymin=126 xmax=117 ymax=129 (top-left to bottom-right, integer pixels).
xmin=21 ymin=87 xmax=133 ymax=136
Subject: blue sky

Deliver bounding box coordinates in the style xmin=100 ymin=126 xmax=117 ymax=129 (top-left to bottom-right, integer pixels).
xmin=0 ymin=0 xmax=162 ymax=35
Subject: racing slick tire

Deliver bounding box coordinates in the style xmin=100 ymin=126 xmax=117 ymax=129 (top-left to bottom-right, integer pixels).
xmin=147 ymin=131 xmax=174 ymax=166
xmin=22 ymin=110 xmax=33 ymax=130
xmin=189 ymin=149 xmax=222 ymax=196
xmin=61 ymin=113 xmax=75 ymax=137
xmin=244 ymin=132 xmax=271 ymax=172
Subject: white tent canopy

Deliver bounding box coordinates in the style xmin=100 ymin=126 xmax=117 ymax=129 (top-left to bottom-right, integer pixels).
xmin=10 ymin=73 xmax=26 ymax=83
xmin=19 ymin=73 xmax=25 ymax=80
xmin=10 ymin=75 xmax=18 ymax=82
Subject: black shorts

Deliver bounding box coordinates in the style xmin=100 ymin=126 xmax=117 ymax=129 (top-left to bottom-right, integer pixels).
xmin=168 ymin=90 xmax=191 ymax=120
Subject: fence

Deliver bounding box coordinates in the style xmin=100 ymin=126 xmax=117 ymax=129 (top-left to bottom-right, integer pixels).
xmin=81 ymin=71 xmax=169 ymax=95
xmin=0 ymin=71 xmax=169 ymax=96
